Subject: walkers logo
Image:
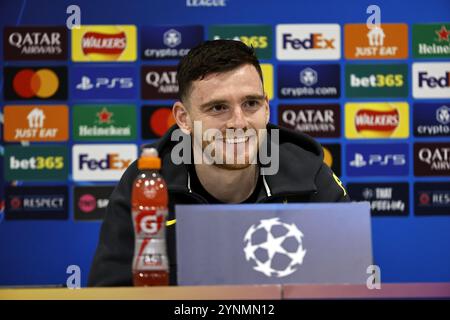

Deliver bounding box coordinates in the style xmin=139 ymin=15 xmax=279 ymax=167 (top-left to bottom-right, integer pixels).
xmin=346 ymin=64 xmax=408 ymax=98
xmin=4 ymin=66 xmax=67 ymax=100
xmin=4 ymin=105 xmax=68 ymax=142
xmin=345 ymin=102 xmax=409 ymax=139
xmin=141 ymin=66 xmax=178 ymax=100
xmin=72 ymin=25 xmax=136 ymax=61
xmin=344 ymin=23 xmax=408 ymax=59
xmin=141 ymin=106 xmax=176 ymax=139
xmin=322 ymin=143 xmax=341 ymax=177
xmin=414 ymin=143 xmax=450 ymax=176
xmin=414 ymin=182 xmax=450 ymax=215
xmin=4 ymin=145 xmax=68 ymax=181
xmin=412 ymin=63 xmax=450 ymax=99
xmin=70 ymin=66 xmax=137 ymax=100
xmin=73 ymin=104 xmax=137 ymax=141
xmin=278 ymin=104 xmax=341 ymax=138
xmin=5 ymin=186 xmax=68 ymax=220
xmin=278 ymin=64 xmax=340 ymax=99
xmin=413 ymin=103 xmax=450 ymax=137
xmin=413 ymin=23 xmax=450 ymax=58
xmin=276 ymin=24 xmax=340 ymax=60
xmin=4 ymin=26 xmax=67 ymax=60
xmin=261 ymin=64 xmax=273 ymax=100
xmin=347 ymin=182 xmax=409 ymax=216
xmin=208 ymin=25 xmax=273 ymax=59
xmin=346 ymin=143 xmax=408 ymax=176
xmin=72 ymin=144 xmax=137 ymax=181
xmin=141 ymin=25 xmax=203 ymax=59
xmin=74 ymin=186 xmax=114 ymax=220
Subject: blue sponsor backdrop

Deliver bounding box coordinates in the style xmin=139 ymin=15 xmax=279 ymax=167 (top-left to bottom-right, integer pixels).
xmin=0 ymin=0 xmax=450 ymax=287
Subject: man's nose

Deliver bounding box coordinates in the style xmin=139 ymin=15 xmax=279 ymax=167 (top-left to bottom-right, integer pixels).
xmin=227 ymin=105 xmax=248 ymax=129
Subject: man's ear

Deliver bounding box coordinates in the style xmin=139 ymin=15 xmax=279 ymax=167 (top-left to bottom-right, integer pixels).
xmin=173 ymin=101 xmax=192 ymax=135
xmin=264 ymin=94 xmax=270 ymax=125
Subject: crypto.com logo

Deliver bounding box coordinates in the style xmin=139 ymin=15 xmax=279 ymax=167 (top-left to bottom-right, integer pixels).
xmin=170 ymin=121 xmax=280 ymax=175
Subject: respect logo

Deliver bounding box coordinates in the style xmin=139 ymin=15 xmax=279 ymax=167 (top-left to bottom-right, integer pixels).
xmin=346 ymin=64 xmax=408 ymax=98
xmin=72 ymin=25 xmax=137 ymax=61
xmin=5 ymin=186 xmax=68 ymax=220
xmin=345 ymin=102 xmax=409 ymax=138
xmin=4 ymin=145 xmax=68 ymax=181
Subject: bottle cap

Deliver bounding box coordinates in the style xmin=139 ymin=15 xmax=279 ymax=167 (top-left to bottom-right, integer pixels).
xmin=138 ymin=147 xmax=161 ymax=170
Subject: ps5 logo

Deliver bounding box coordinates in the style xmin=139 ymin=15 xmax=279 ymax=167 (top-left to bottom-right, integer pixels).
xmin=76 ymin=76 xmax=134 ymax=91
xmin=350 ymin=153 xmax=406 ymax=168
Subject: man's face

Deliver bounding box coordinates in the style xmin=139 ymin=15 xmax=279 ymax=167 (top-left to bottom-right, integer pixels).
xmin=184 ymin=64 xmax=269 ymax=170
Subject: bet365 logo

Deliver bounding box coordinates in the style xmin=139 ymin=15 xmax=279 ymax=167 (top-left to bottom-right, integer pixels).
xmin=4 ymin=146 xmax=68 ymax=181
xmin=208 ymin=25 xmax=273 ymax=59
xmin=346 ymin=64 xmax=408 ymax=98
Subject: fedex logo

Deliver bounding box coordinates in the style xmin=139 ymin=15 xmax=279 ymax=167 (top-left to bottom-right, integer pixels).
xmin=418 ymin=72 xmax=450 ymax=88
xmin=277 ymin=24 xmax=340 ymax=60
xmin=346 ymin=143 xmax=409 ymax=177
xmin=72 ymin=144 xmax=137 ymax=181
xmin=282 ymin=33 xmax=335 ymax=50
xmin=413 ymin=63 xmax=450 ymax=99
xmin=78 ymin=153 xmax=131 ymax=170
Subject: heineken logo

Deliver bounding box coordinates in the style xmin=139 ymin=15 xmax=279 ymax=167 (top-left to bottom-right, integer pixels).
xmin=413 ymin=23 xmax=450 ymax=58
xmin=73 ymin=104 xmax=137 ymax=141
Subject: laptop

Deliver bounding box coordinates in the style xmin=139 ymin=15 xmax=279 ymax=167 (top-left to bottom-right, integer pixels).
xmin=175 ymin=202 xmax=372 ymax=286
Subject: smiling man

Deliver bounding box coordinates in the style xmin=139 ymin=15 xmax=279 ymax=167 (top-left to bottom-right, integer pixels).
xmin=89 ymin=40 xmax=349 ymax=286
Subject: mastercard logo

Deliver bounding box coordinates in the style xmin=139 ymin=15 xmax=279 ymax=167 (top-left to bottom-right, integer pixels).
xmin=149 ymin=108 xmax=176 ymax=137
xmin=12 ymin=68 xmax=60 ymax=98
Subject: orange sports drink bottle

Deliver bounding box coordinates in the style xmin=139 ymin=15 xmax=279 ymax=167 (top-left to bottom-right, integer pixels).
xmin=131 ymin=147 xmax=169 ymax=286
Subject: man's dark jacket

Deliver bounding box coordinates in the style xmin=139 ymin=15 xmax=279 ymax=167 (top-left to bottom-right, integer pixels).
xmin=88 ymin=123 xmax=350 ymax=286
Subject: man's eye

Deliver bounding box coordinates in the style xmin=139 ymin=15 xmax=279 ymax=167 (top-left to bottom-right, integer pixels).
xmin=244 ymin=100 xmax=261 ymax=109
xmin=210 ymin=104 xmax=227 ymax=112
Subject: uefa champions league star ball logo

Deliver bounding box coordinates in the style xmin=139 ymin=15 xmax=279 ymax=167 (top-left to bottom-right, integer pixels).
xmin=243 ymin=218 xmax=306 ymax=278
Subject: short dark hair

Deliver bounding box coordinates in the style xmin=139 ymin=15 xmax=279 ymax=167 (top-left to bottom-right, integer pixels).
xmin=176 ymin=40 xmax=264 ymax=102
